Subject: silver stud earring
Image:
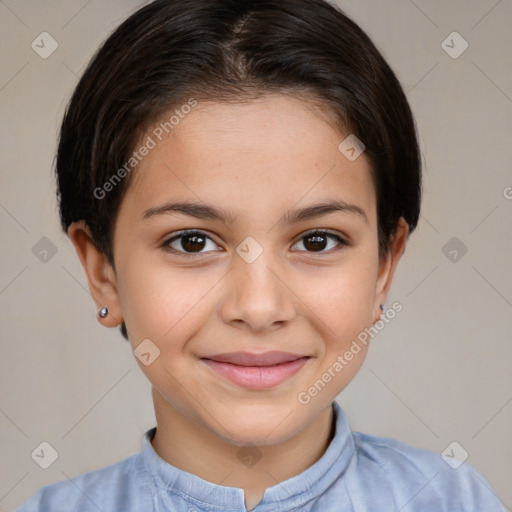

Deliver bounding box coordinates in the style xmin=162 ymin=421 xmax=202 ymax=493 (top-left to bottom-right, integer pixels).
xmin=98 ymin=307 xmax=109 ymax=318
xmin=379 ymin=304 xmax=385 ymax=313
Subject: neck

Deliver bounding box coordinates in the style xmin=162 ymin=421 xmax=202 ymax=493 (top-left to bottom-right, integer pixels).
xmin=150 ymin=389 xmax=335 ymax=510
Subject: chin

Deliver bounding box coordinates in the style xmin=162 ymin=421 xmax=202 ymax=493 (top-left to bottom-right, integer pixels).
xmin=211 ymin=405 xmax=304 ymax=446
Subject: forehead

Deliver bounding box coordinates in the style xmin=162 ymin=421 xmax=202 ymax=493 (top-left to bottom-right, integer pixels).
xmin=123 ymin=94 xmax=376 ymax=226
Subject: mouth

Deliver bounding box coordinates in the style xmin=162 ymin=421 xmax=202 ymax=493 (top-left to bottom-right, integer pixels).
xmin=201 ymin=350 xmax=309 ymax=366
xmin=199 ymin=351 xmax=311 ymax=390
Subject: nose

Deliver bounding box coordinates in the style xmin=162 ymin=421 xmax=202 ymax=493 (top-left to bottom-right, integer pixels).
xmin=219 ymin=249 xmax=297 ymax=333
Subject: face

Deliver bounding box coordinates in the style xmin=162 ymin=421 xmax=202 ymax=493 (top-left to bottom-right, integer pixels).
xmin=103 ymin=94 xmax=403 ymax=445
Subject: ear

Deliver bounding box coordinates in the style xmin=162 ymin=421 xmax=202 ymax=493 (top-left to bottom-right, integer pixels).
xmin=373 ymin=217 xmax=409 ymax=323
xmin=67 ymin=221 xmax=123 ymax=328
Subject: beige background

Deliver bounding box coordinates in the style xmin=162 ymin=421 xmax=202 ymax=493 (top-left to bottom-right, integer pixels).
xmin=1 ymin=0 xmax=511 ymax=510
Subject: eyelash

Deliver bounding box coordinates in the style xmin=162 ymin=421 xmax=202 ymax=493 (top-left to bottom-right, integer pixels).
xmin=162 ymin=229 xmax=350 ymax=258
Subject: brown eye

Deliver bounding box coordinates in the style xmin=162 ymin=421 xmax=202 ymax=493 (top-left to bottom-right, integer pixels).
xmin=180 ymin=233 xmax=206 ymax=252
xmin=165 ymin=231 xmax=219 ymax=255
xmin=293 ymin=230 xmax=347 ymax=253
xmin=303 ymin=233 xmax=328 ymax=252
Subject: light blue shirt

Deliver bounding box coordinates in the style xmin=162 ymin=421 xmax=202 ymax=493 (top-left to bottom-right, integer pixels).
xmin=16 ymin=401 xmax=505 ymax=511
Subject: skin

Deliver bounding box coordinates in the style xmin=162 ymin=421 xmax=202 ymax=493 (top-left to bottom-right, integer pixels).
xmin=69 ymin=94 xmax=408 ymax=511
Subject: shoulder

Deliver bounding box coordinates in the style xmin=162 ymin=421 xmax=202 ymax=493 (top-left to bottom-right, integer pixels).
xmin=15 ymin=452 xmax=150 ymax=512
xmin=353 ymin=430 xmax=451 ymax=476
xmin=350 ymin=431 xmax=505 ymax=511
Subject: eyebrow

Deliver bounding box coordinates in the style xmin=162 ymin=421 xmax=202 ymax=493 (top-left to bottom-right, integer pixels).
xmin=142 ymin=200 xmax=368 ymax=225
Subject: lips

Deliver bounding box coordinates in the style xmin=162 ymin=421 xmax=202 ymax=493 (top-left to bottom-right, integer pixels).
xmin=201 ymin=350 xmax=308 ymax=367
xmin=199 ymin=351 xmax=311 ymax=390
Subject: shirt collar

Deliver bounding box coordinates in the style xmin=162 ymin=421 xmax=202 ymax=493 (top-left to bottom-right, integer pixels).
xmin=142 ymin=401 xmax=355 ymax=511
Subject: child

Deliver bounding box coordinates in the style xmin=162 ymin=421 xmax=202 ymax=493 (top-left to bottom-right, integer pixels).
xmin=17 ymin=0 xmax=505 ymax=510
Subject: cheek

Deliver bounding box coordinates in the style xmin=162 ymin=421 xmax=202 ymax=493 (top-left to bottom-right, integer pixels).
xmin=305 ymin=259 xmax=376 ymax=314
xmin=308 ymin=269 xmax=376 ymax=386
xmin=297 ymin=260 xmax=377 ymax=354
xmin=117 ymin=260 xmax=216 ymax=345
